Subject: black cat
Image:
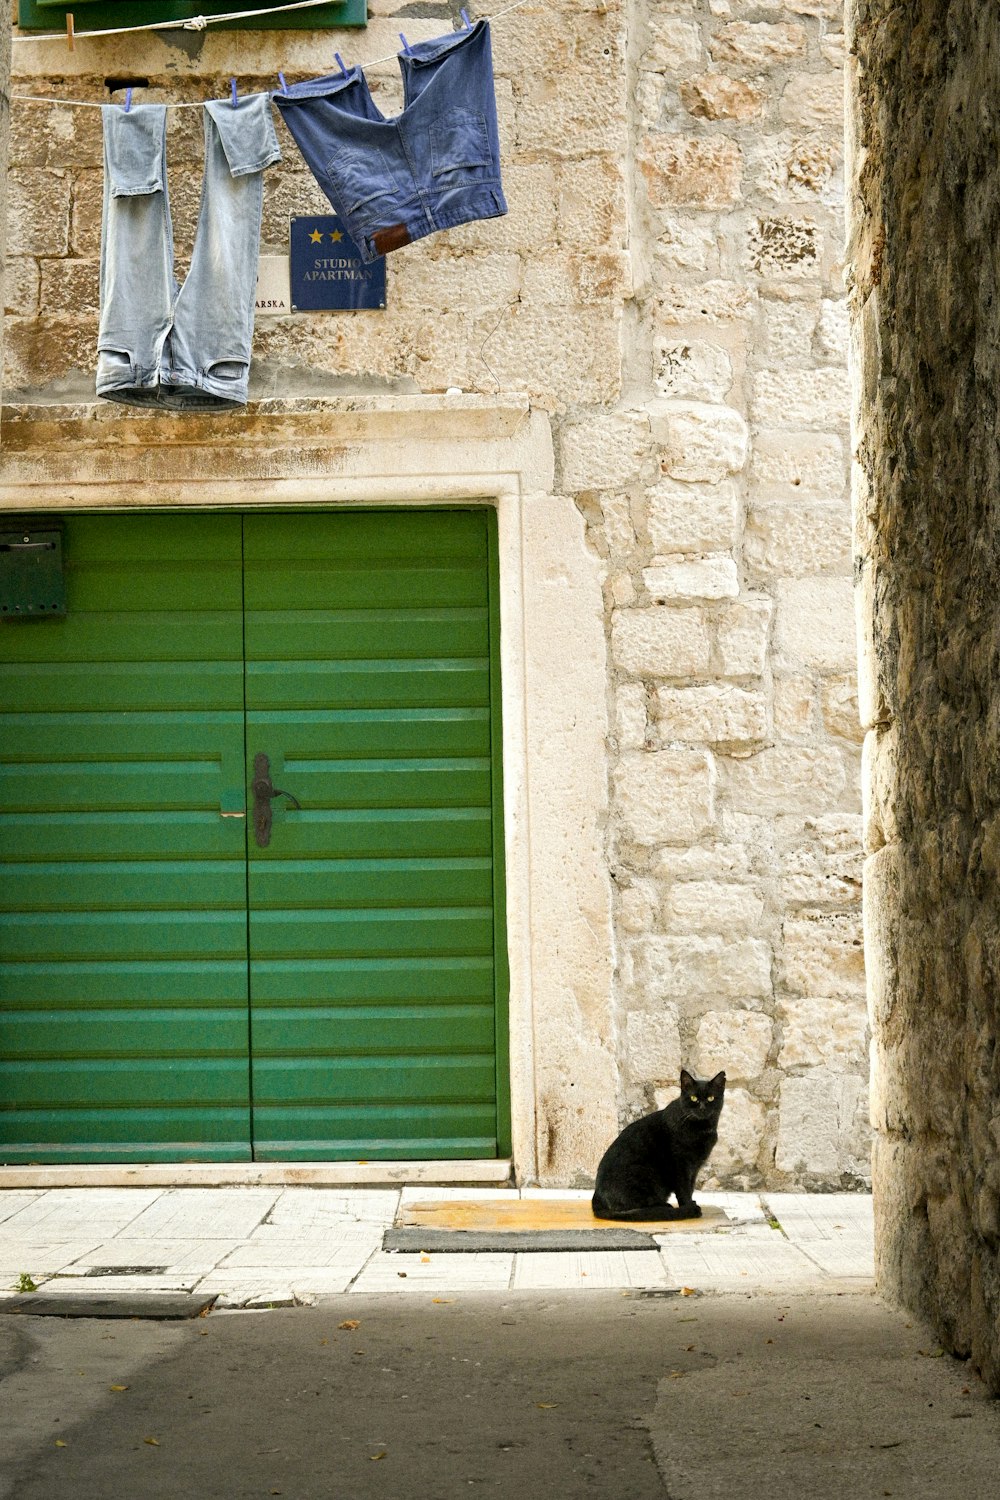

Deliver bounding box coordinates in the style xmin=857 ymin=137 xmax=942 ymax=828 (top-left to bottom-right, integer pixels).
xmin=591 ymin=1069 xmax=726 ymax=1221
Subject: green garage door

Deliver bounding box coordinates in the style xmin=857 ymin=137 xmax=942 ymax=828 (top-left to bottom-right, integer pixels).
xmin=0 ymin=510 xmax=509 ymax=1164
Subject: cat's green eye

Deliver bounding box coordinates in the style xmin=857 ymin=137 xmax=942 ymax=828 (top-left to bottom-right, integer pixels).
xmin=707 ymin=1095 xmax=715 ymax=1101
xmin=689 ymin=1095 xmax=698 ymax=1102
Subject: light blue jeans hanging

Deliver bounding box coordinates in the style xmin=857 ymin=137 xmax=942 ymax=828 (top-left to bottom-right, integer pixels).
xmin=97 ymin=95 xmax=280 ymax=411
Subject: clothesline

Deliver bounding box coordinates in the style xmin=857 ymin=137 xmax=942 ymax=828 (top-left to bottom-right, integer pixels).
xmin=10 ymin=0 xmax=539 ymax=108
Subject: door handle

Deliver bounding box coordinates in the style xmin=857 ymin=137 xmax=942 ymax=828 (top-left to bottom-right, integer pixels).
xmin=251 ymin=752 xmax=301 ymax=848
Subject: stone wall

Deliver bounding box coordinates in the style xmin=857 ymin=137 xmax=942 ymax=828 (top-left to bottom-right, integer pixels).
xmin=849 ymin=0 xmax=1000 ymax=1390
xmin=4 ymin=0 xmax=864 ymax=1188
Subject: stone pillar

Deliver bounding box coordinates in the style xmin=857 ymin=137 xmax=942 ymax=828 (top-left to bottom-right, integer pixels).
xmin=848 ymin=1 xmax=1000 ymax=1392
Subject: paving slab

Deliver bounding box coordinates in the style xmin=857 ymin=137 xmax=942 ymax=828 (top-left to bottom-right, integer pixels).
xmin=350 ymin=1251 xmax=514 ymax=1293
xmin=0 ymin=1189 xmax=164 ymax=1239
xmin=0 ymin=1291 xmax=216 ymax=1318
xmin=657 ymin=1226 xmax=840 ymax=1290
xmin=510 ymin=1249 xmax=673 ymax=1291
xmin=0 ymin=1192 xmax=46 ymax=1227
xmin=124 ymin=1187 xmax=280 ymax=1241
xmin=263 ymin=1187 xmax=400 ymax=1230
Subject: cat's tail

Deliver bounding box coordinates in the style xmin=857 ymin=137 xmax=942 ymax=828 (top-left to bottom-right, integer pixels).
xmin=591 ymin=1199 xmax=701 ymax=1222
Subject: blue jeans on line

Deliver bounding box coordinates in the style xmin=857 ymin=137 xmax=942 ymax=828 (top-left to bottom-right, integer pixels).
xmin=97 ymin=94 xmax=281 ymax=411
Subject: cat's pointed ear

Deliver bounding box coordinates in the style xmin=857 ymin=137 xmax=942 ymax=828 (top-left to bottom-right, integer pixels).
xmin=679 ymin=1068 xmax=695 ymax=1091
xmin=709 ymin=1071 xmax=726 ymax=1089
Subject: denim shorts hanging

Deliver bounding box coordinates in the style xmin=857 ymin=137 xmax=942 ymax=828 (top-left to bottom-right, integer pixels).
xmin=97 ymin=94 xmax=281 ymax=411
xmin=274 ymin=20 xmax=507 ymax=264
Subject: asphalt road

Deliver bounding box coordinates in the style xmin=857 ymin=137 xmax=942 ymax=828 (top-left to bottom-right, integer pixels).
xmin=2 ymin=1290 xmax=998 ymax=1499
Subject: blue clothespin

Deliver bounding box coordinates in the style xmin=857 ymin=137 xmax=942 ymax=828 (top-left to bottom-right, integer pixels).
xmin=231 ymin=78 xmax=238 ymax=109
xmin=334 ymin=52 xmax=348 ymax=78
xmin=124 ymin=87 xmax=133 ymax=113
xmin=399 ymin=33 xmax=413 ymax=55
xmin=460 ymin=8 xmax=472 ymax=27
xmin=277 ymin=71 xmax=288 ymax=94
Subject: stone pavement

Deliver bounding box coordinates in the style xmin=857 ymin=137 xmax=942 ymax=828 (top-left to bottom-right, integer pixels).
xmin=0 ymin=1186 xmax=873 ymax=1309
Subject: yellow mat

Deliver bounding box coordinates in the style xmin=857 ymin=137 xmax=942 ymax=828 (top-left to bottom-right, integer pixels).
xmin=397 ymin=1199 xmax=726 ymax=1234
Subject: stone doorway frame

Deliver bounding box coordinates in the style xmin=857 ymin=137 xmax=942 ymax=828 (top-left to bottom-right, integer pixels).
xmin=0 ymin=394 xmax=620 ymax=1185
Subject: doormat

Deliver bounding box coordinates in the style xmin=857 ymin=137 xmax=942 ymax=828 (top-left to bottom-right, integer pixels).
xmin=383 ymin=1198 xmax=726 ymax=1253
xmin=0 ymin=1292 xmax=218 ymax=1319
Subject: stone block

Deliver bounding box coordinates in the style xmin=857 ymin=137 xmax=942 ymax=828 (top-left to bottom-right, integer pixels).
xmin=643 ymin=557 xmax=739 ymax=602
xmin=760 ymin=300 xmax=817 ymax=363
xmin=37 ymin=258 xmax=100 ymax=318
xmin=775 ymin=1072 xmax=869 ymax=1178
xmin=779 ymin=73 xmax=846 ymax=133
xmin=747 ymin=132 xmax=843 ymax=203
xmin=611 ymin=607 xmax=712 ymax=677
xmin=709 ymin=1086 xmax=767 ymax=1177
xmin=772 ymin=675 xmax=815 ymax=737
xmin=679 ymin=73 xmax=765 ymax=121
xmin=816 ymin=297 xmax=850 ymax=359
xmin=655 ymin=280 xmax=757 ymax=326
xmin=654 ymin=843 xmax=753 ymax=883
xmin=665 ymin=880 xmax=766 ymax=934
xmin=694 ymin=1010 xmax=773 ymax=1079
xmin=4 ymin=258 xmax=40 ymax=318
xmin=775 ymin=576 xmax=856 ymax=670
xmin=515 ymin=77 xmax=627 ymax=157
xmin=560 ymin=411 xmax=651 ymax=493
xmin=600 ymin=492 xmax=637 ymax=558
xmin=655 ymin=338 xmax=734 ymax=401
xmin=782 ymin=911 xmax=866 ymax=998
xmin=745 ymin=500 xmax=852 ymax=576
xmin=747 ymin=216 xmax=822 ymax=278
xmin=645 ymin=478 xmax=741 ymax=554
xmin=8 ymin=170 xmax=71 ymax=257
xmin=391 ymin=251 xmax=522 ymax=314
xmin=715 ymin=596 xmax=773 ymax=676
xmin=751 ymin=432 xmax=847 ymax=497
xmin=753 ymin=368 xmax=851 ymax=429
xmin=635 ymin=933 xmax=773 ymax=1001
xmin=613 ymin=750 xmax=716 ymax=845
xmin=821 ymin=675 xmax=863 ymax=742
xmin=642 ymin=18 xmax=704 ymax=71
xmin=70 ymin=170 xmax=104 ymax=259
xmin=558 ymin=156 xmax=627 ymax=249
xmin=778 ymin=814 xmax=864 ymax=908
xmin=638 ymin=135 xmax=744 ymax=211
xmin=619 ymin=881 xmax=660 ymax=936
xmin=651 ymin=399 xmax=749 ymax=482
xmin=778 ymin=994 xmax=868 ymax=1071
xmin=469 ymin=304 xmax=622 ymax=408
xmin=710 ymin=21 xmax=809 ymax=69
xmin=624 ymin=1007 xmax=683 ymax=1085
xmin=655 ymin=216 xmax=721 ymax=275
xmin=445 ymin=163 xmax=558 ymax=252
xmin=615 ymin=683 xmax=649 ymax=751
xmin=653 ymin=684 xmax=768 ymax=745
xmin=722 ymin=745 xmax=848 ymax=815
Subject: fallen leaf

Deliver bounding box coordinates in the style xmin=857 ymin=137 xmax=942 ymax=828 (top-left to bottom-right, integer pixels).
xmin=680 ymin=1287 xmax=697 ymax=1296
xmin=143 ymin=1437 xmax=160 ymax=1447
xmin=765 ymin=1339 xmax=774 ymax=1345
xmin=54 ymin=1440 xmax=67 ymax=1448
xmin=432 ymin=1298 xmax=453 ymax=1305
xmin=109 ymin=1384 xmax=129 ymax=1392
xmin=669 ymin=1371 xmax=684 ymax=1380
xmin=338 ymin=1320 xmax=360 ymax=1331
xmin=685 ymin=1344 xmax=696 ymax=1352
xmin=319 ymin=1338 xmax=328 ymax=1346
xmin=535 ymin=1403 xmax=558 ymax=1410
xmin=918 ymin=1348 xmax=945 ymax=1358
xmin=369 ymin=1451 xmax=386 ymax=1461
xmin=420 ymin=1255 xmax=431 ymax=1264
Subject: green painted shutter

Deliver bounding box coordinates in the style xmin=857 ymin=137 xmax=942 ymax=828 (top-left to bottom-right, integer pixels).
xmin=0 ymin=514 xmax=252 ymax=1163
xmin=0 ymin=508 xmax=509 ymax=1166
xmin=244 ymin=510 xmax=505 ymax=1160
xmin=18 ymin=0 xmax=367 ymax=33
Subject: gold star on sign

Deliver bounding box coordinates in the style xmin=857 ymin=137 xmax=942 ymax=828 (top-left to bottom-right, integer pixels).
xmin=309 ymin=229 xmax=324 ymax=244
xmin=330 ymin=229 xmax=344 ymax=242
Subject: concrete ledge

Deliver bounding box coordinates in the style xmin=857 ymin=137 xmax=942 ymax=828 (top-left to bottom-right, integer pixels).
xmin=384 ymin=1227 xmax=661 ymax=1252
xmin=0 ymin=1292 xmax=217 ymax=1319
xmin=0 ymin=1160 xmax=514 ymax=1190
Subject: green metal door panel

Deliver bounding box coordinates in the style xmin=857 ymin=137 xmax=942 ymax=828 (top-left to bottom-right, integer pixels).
xmin=1 ymin=507 xmax=510 ymax=1166
xmin=243 ymin=509 xmax=506 ymax=1161
xmin=249 ymin=708 xmax=492 ymax=758
xmin=250 ymin=857 xmax=493 ymax=909
xmin=250 ymin=955 xmax=495 ymax=1004
xmin=245 ymin=608 xmax=488 ymax=660
xmin=245 ymin=808 xmax=493 ymax=860
xmin=0 ymin=513 xmax=252 ymax=1164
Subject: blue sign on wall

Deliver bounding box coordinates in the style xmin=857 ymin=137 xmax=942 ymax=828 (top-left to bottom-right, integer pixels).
xmin=289 ymin=216 xmax=387 ymax=312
